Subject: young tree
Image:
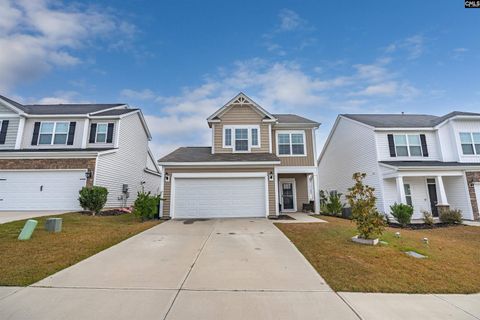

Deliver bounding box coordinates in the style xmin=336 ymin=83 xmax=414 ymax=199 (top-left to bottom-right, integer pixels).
xmin=346 ymin=173 xmax=385 ymax=239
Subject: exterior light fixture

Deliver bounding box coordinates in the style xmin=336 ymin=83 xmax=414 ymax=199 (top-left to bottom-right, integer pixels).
xmin=85 ymin=169 xmax=92 ymax=179
xmin=269 ymin=171 xmax=274 ymax=181
xmin=165 ymin=173 xmax=170 ymax=182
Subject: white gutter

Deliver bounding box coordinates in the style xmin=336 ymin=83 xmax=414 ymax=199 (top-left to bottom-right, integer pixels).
xmin=158 ymin=161 xmax=281 ymax=166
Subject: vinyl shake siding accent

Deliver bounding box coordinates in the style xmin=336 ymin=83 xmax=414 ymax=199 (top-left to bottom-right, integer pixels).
xmin=161 ymin=166 xmax=275 ymax=218
xmin=0 ymin=117 xmax=19 ymax=149
xmin=95 ymin=113 xmax=160 ymax=207
xmin=272 ymin=128 xmax=315 ymax=166
xmin=213 ymin=104 xmax=270 ymax=153
xmin=318 ymin=117 xmax=384 ymax=212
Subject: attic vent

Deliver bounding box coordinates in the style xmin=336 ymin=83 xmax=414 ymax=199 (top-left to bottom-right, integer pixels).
xmin=233 ymin=96 xmax=250 ymax=105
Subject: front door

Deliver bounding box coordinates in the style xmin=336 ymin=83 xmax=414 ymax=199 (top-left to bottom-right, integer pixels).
xmin=427 ymin=178 xmax=439 ymax=217
xmin=281 ymin=181 xmax=295 ymax=211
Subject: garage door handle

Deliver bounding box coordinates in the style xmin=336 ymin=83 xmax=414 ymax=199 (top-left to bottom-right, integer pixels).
xmin=40 ymin=185 xmax=43 ymax=192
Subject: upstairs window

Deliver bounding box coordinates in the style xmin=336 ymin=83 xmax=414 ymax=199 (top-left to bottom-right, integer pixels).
xmin=460 ymin=132 xmax=480 ymax=155
xmin=39 ymin=122 xmax=69 ymax=145
xmin=223 ymin=126 xmax=260 ymax=151
xmin=235 ymin=128 xmax=248 ymax=151
xmin=394 ymin=134 xmax=422 ymax=157
xmin=96 ymin=123 xmax=108 ymax=143
xmin=277 ymin=131 xmax=306 ymax=156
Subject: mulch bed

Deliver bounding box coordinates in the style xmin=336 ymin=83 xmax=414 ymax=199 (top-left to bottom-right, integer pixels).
xmin=388 ymin=222 xmax=462 ymax=230
xmin=81 ymin=208 xmax=132 ymax=216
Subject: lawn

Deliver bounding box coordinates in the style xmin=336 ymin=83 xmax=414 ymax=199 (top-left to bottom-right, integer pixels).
xmin=0 ymin=212 xmax=160 ymax=286
xmin=276 ymin=216 xmax=480 ymax=293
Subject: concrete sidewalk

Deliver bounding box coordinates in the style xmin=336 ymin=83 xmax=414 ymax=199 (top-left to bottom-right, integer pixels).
xmin=0 ymin=211 xmax=67 ymax=224
xmin=0 ymin=218 xmax=479 ymax=319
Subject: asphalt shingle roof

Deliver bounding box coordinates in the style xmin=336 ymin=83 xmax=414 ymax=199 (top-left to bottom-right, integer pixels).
xmin=93 ymin=109 xmax=138 ymax=116
xmin=158 ymin=147 xmax=280 ymax=163
xmin=342 ymin=111 xmax=480 ymax=128
xmin=380 ymin=161 xmax=480 ymax=167
xmin=273 ymin=114 xmax=319 ymax=125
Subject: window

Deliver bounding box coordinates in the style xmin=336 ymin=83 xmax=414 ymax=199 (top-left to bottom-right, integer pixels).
xmin=235 ymin=128 xmax=248 ymax=151
xmin=223 ymin=126 xmax=260 ymax=151
xmin=224 ymin=128 xmax=232 ymax=147
xmin=39 ymin=122 xmax=69 ymax=145
xmin=460 ymin=132 xmax=480 ymax=155
xmin=404 ymin=184 xmax=412 ymax=207
xmin=96 ymin=123 xmax=108 ymax=143
xmin=394 ymin=134 xmax=422 ymax=157
xmin=277 ymin=131 xmax=306 ymax=156
xmin=251 ymin=128 xmax=259 ymax=147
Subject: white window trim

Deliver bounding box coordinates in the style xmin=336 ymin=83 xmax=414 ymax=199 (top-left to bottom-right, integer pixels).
xmin=222 ymin=125 xmax=261 ymax=152
xmin=459 ymin=132 xmax=480 ymax=155
xmin=403 ymin=183 xmax=412 ymax=207
xmin=38 ymin=121 xmax=69 ymax=145
xmin=393 ymin=134 xmax=422 ymax=157
xmin=276 ymin=130 xmax=307 ymax=157
xmin=94 ymin=122 xmax=109 ymax=143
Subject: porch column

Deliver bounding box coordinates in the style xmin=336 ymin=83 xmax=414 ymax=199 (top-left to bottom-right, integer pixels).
xmin=274 ymin=169 xmax=279 ymax=216
xmin=313 ymin=172 xmax=320 ymax=214
xmin=435 ymin=175 xmax=449 ymax=205
xmin=396 ymin=176 xmax=407 ymax=204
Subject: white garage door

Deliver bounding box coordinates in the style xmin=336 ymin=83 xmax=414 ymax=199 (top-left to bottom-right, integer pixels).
xmin=0 ymin=170 xmax=87 ymax=211
xmin=173 ymin=177 xmax=266 ymax=218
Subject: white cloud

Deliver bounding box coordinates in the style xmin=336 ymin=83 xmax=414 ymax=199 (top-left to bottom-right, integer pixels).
xmin=358 ymin=82 xmax=398 ymax=96
xmin=385 ymin=34 xmax=425 ymax=60
xmin=278 ymin=9 xmax=305 ymax=31
xmin=0 ymin=0 xmax=137 ymax=92
xmin=121 ymin=89 xmax=156 ymax=100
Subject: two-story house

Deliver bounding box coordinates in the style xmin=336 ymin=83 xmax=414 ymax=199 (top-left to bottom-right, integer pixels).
xmin=318 ymin=112 xmax=480 ymax=221
xmin=0 ymin=95 xmax=161 ymax=211
xmin=158 ymin=93 xmax=320 ymax=219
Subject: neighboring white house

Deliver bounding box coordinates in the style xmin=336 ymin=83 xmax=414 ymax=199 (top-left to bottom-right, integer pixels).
xmin=0 ymin=95 xmax=161 ymax=211
xmin=318 ymin=112 xmax=480 ymax=221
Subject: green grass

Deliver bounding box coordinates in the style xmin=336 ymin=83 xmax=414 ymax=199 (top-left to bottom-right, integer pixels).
xmin=276 ymin=216 xmax=480 ymax=293
xmin=0 ymin=212 xmax=160 ymax=286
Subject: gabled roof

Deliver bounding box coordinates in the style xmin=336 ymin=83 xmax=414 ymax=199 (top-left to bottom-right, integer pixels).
xmin=92 ymin=108 xmax=139 ymax=116
xmin=273 ymin=114 xmax=319 ymax=126
xmin=158 ymin=147 xmax=280 ymax=163
xmin=0 ymin=95 xmax=126 ymax=115
xmin=342 ymin=111 xmax=480 ymax=128
xmin=207 ymin=93 xmax=276 ymax=125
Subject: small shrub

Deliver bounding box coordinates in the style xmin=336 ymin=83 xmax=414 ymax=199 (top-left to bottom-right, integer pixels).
xmin=132 ymin=191 xmax=162 ymax=221
xmin=422 ymin=210 xmax=434 ymax=226
xmin=390 ymin=203 xmax=414 ymax=227
xmin=439 ymin=208 xmax=462 ymax=224
xmin=324 ymin=191 xmax=345 ymax=216
xmin=346 ymin=172 xmax=385 ymax=240
xmin=78 ymin=186 xmax=108 ymax=215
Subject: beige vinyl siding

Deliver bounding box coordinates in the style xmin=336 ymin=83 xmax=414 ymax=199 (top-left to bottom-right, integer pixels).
xmin=0 ymin=117 xmax=19 ymax=149
xmin=278 ymin=173 xmax=309 ymax=211
xmin=161 ymin=166 xmax=275 ymax=218
xmin=21 ymin=118 xmax=87 ymax=149
xmin=273 ymin=128 xmax=315 ymax=166
xmin=213 ymin=104 xmax=270 ymax=153
xmin=95 ymin=113 xmax=160 ymax=207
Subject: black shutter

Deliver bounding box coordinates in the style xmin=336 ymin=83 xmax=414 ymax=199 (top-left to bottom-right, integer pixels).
xmin=387 ymin=134 xmax=396 ymax=157
xmin=31 ymin=122 xmax=41 ymax=145
xmin=420 ymin=134 xmax=429 ymax=157
xmin=67 ymin=122 xmax=76 ymax=145
xmin=89 ymin=123 xmax=97 ymax=143
xmin=106 ymin=123 xmax=114 ymax=143
xmin=0 ymin=120 xmax=9 ymax=144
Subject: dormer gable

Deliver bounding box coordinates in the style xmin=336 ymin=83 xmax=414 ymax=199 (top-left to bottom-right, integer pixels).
xmin=207 ymin=93 xmax=276 ymax=127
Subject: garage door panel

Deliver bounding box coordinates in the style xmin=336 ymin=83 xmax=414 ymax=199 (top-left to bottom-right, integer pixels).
xmin=0 ymin=171 xmax=86 ymax=211
xmin=173 ymin=177 xmax=266 ymax=218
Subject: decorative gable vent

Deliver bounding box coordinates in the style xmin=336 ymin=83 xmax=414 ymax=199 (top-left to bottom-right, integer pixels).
xmin=232 ymin=96 xmax=251 ymax=105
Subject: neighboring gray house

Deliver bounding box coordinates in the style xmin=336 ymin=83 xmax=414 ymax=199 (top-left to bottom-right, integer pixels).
xmin=318 ymin=112 xmax=480 ymax=221
xmin=0 ymin=95 xmax=161 ymax=211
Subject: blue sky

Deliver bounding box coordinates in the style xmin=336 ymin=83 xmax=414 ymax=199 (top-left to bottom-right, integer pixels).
xmin=1 ymin=0 xmax=479 ymax=157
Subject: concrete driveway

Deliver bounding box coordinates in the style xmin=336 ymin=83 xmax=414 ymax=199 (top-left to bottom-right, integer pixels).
xmin=0 ymin=218 xmax=358 ymax=320
xmin=0 ymin=210 xmax=67 ymax=224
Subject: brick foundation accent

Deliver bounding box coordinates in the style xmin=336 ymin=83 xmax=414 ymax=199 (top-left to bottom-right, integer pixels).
xmin=436 ymin=204 xmax=450 ymax=217
xmin=466 ymin=172 xmax=480 ymax=220
xmin=0 ymin=158 xmax=96 ymax=186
